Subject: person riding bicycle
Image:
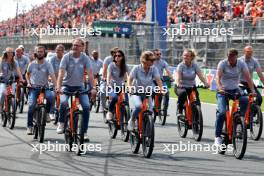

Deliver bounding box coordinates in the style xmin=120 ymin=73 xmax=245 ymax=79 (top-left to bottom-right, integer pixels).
xmin=152 ymin=48 xmax=173 ymax=115
xmin=238 ymin=46 xmax=264 ymax=106
xmin=56 ymin=38 xmax=95 ymax=138
xmin=0 ymin=47 xmax=24 ymax=113
xmin=127 ymin=51 xmax=164 ymax=131
xmin=47 ymin=44 xmax=65 ymax=121
xmin=100 ymin=47 xmax=119 ymax=112
xmin=215 ymin=48 xmax=256 ymax=146
xmin=174 ymin=49 xmax=209 ymax=116
xmin=106 ymin=49 xmax=130 ymax=121
xmin=90 ymin=50 xmax=103 ymax=80
xmin=26 ymin=45 xmax=57 ymax=135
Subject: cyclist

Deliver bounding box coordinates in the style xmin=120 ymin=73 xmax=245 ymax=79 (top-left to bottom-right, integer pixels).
xmin=127 ymin=51 xmax=164 ymax=131
xmin=106 ymin=49 xmax=129 ymax=121
xmin=239 ymin=46 xmax=264 ymax=106
xmin=26 ymin=45 xmax=57 ymax=135
xmin=100 ymin=47 xmax=119 ymax=112
xmin=174 ymin=49 xmax=209 ymax=116
xmin=153 ymin=48 xmax=173 ymax=115
xmin=47 ymin=44 xmax=65 ymax=121
xmin=215 ymin=48 xmax=256 ymax=146
xmin=0 ymin=47 xmax=24 ymax=112
xmin=56 ymin=38 xmax=95 ymax=137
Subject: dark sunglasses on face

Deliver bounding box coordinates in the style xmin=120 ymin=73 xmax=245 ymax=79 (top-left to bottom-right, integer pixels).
xmin=115 ymin=54 xmax=122 ymax=58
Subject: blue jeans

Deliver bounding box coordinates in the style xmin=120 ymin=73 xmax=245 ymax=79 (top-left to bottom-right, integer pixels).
xmin=59 ymin=86 xmax=90 ymax=133
xmin=27 ymin=89 xmax=55 ymax=127
xmin=130 ymin=94 xmax=153 ymax=121
xmin=108 ymin=90 xmax=129 ymax=113
xmin=215 ymin=89 xmax=248 ymax=137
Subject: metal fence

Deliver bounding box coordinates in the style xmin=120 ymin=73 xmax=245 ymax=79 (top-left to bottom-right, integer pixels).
xmin=1 ymin=18 xmax=264 ymax=68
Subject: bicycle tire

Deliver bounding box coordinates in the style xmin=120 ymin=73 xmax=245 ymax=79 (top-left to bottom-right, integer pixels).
xmin=7 ymin=97 xmax=16 ymax=130
xmin=95 ymin=93 xmax=100 ymax=113
xmin=64 ymin=111 xmax=73 ymax=151
xmin=73 ymin=111 xmax=84 ymax=156
xmin=142 ymin=112 xmax=155 ymax=158
xmin=232 ymin=113 xmax=247 ymax=160
xmin=38 ymin=107 xmax=46 ymax=143
xmin=177 ymin=108 xmax=188 ymax=138
xmin=159 ymin=96 xmax=167 ymax=126
xmin=121 ymin=105 xmax=130 ymax=142
xmin=192 ymin=104 xmax=203 ymax=141
xmin=250 ymin=104 xmax=263 ymax=141
xmin=108 ymin=113 xmax=118 ymax=139
xmin=19 ymin=88 xmax=25 ymax=113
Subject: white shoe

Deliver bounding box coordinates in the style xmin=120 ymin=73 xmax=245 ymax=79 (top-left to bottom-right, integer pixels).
xmin=214 ymin=137 xmax=222 ymax=146
xmin=128 ymin=119 xmax=135 ymax=131
xmin=49 ymin=113 xmax=56 ymax=121
xmin=46 ymin=114 xmax=51 ymax=123
xmin=27 ymin=127 xmax=33 ymax=135
xmin=106 ymin=112 xmax=113 ymax=121
xmin=56 ymin=123 xmax=64 ymax=134
xmin=84 ymin=132 xmax=90 ymax=142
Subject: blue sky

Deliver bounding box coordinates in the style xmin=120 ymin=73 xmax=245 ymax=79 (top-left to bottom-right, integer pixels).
xmin=0 ymin=0 xmax=47 ymax=21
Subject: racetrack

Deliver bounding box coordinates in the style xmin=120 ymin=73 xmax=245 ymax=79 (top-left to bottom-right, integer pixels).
xmin=0 ymin=99 xmax=264 ymax=176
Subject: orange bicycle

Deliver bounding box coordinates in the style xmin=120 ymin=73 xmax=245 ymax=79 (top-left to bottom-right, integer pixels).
xmin=177 ymin=86 xmax=204 ymax=141
xmin=218 ymin=91 xmax=250 ymax=159
xmin=243 ymin=86 xmax=263 ymax=141
xmin=107 ymin=84 xmax=130 ymax=142
xmin=1 ymin=77 xmax=17 ymax=129
xmin=63 ymin=90 xmax=89 ymax=156
xmin=53 ymin=94 xmax=60 ymax=125
xmin=129 ymin=93 xmax=154 ymax=158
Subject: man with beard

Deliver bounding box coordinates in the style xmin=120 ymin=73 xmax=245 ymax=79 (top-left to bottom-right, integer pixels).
xmin=26 ymin=45 xmax=57 ymax=135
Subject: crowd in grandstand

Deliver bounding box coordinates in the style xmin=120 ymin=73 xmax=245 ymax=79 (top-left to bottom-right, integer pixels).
xmin=0 ymin=0 xmax=146 ymax=37
xmin=1 ymin=0 xmax=264 ymax=37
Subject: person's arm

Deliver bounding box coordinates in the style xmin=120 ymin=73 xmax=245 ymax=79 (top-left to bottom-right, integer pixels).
xmin=16 ymin=67 xmax=24 ymax=82
xmin=243 ymin=69 xmax=256 ymax=93
xmin=57 ymin=69 xmax=65 ymax=91
xmin=26 ymin=64 xmax=31 ymax=86
xmin=216 ymin=69 xmax=224 ymax=91
xmin=106 ymin=69 xmax=111 ymax=86
xmin=175 ymin=69 xmax=182 ymax=87
xmin=256 ymin=67 xmax=264 ymax=85
xmin=50 ymin=74 xmax=57 ymax=89
xmin=165 ymin=67 xmax=173 ymax=79
xmin=197 ymin=70 xmax=209 ymax=87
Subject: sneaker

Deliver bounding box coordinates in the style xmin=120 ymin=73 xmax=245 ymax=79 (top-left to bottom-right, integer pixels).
xmin=49 ymin=113 xmax=56 ymax=121
xmin=128 ymin=119 xmax=135 ymax=131
xmin=46 ymin=114 xmax=51 ymax=123
xmin=214 ymin=137 xmax=222 ymax=146
xmin=27 ymin=127 xmax=33 ymax=135
xmin=56 ymin=123 xmax=64 ymax=134
xmin=106 ymin=112 xmax=113 ymax=121
xmin=99 ymin=106 xmax=104 ymax=113
xmin=84 ymin=133 xmax=90 ymax=142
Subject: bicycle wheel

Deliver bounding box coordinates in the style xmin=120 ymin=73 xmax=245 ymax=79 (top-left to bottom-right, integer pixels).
xmin=121 ymin=105 xmax=130 ymax=142
xmin=19 ymin=88 xmax=25 ymax=113
xmin=38 ymin=107 xmax=46 ymax=143
xmin=250 ymin=104 xmax=263 ymax=141
xmin=159 ymin=96 xmax=167 ymax=126
xmin=177 ymin=108 xmax=188 ymax=138
xmin=108 ymin=113 xmax=118 ymax=139
xmin=129 ymin=128 xmax=140 ymax=154
xmin=64 ymin=111 xmax=73 ymax=151
xmin=1 ymin=111 xmax=7 ymax=127
xmin=142 ymin=112 xmax=155 ymax=158
xmin=7 ymin=97 xmax=16 ymax=130
xmin=33 ymin=110 xmax=38 ymax=140
xmin=232 ymin=113 xmax=247 ymax=159
xmin=95 ymin=92 xmax=100 ymax=113
xmin=192 ymin=104 xmax=203 ymax=141
xmin=73 ymin=111 xmax=84 ymax=156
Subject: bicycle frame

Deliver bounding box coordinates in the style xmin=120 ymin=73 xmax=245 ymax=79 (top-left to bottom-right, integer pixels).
xmin=5 ymin=83 xmax=14 ymax=112
xmin=138 ymin=97 xmax=149 ymax=139
xmin=115 ymin=91 xmax=125 ymax=126
xmin=69 ymin=94 xmax=80 ymax=134
xmin=185 ymin=89 xmax=197 ymax=127
xmin=244 ymin=94 xmax=254 ymax=126
xmin=225 ymin=98 xmax=239 ymax=141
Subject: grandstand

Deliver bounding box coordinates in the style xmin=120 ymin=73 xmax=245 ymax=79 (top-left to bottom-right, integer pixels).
xmin=1 ymin=0 xmax=264 ymax=68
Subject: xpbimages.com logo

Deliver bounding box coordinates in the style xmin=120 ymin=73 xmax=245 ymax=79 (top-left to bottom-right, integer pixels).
xmin=163 ymin=25 xmax=233 ymax=38
xmin=30 ymin=26 xmax=102 ymax=38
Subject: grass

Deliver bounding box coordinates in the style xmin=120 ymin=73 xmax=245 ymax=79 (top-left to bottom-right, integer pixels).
xmin=169 ymin=87 xmax=264 ymax=112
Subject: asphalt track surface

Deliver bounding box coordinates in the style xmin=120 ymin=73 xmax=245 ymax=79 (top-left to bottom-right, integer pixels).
xmin=0 ymin=99 xmax=264 ymax=176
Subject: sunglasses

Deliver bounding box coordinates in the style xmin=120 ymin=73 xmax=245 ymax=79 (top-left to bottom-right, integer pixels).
xmin=115 ymin=54 xmax=122 ymax=58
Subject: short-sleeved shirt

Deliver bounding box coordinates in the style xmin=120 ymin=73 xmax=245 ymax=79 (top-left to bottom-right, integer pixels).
xmin=60 ymin=52 xmax=91 ymax=87
xmin=177 ymin=62 xmax=201 ymax=88
xmin=48 ymin=55 xmax=62 ymax=78
xmin=15 ymin=55 xmax=29 ymax=74
xmin=0 ymin=60 xmax=19 ymax=82
xmin=90 ymin=58 xmax=103 ymax=75
xmin=27 ymin=60 xmax=54 ymax=87
xmin=129 ymin=64 xmax=160 ymax=91
xmin=103 ymin=55 xmax=113 ymax=66
xmin=238 ymin=56 xmax=261 ymax=82
xmin=108 ymin=62 xmax=129 ymax=86
xmin=217 ymin=59 xmax=248 ymax=90
xmin=153 ymin=59 xmax=169 ymax=79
